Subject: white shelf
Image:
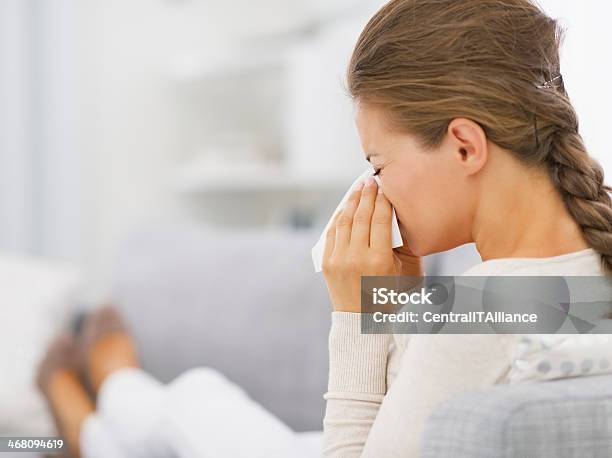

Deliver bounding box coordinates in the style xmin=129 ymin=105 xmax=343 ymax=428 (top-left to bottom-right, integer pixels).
xmin=173 ymin=163 xmax=355 ymax=194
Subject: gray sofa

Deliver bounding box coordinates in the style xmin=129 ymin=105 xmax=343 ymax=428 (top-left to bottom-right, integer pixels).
xmin=422 ymin=373 xmax=612 ymax=457
xmin=112 ymin=225 xmax=612 ymax=456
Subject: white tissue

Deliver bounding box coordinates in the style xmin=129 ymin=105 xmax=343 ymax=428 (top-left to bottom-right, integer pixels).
xmin=312 ymin=167 xmax=404 ymax=272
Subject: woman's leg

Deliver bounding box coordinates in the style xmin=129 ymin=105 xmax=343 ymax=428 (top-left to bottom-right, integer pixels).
xmin=37 ymin=334 xmax=94 ymax=458
xmin=79 ymin=306 xmax=171 ymax=458
xmin=37 ymin=307 xmax=166 ymax=458
xmin=162 ymin=367 xmax=312 ymax=458
xmin=79 ymin=414 xmax=130 ymax=458
xmin=41 ymin=306 xmax=313 ymax=458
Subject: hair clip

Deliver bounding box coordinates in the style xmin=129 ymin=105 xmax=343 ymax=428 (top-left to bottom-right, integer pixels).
xmin=533 ymin=73 xmax=564 ymax=150
xmin=536 ymin=74 xmax=563 ymax=90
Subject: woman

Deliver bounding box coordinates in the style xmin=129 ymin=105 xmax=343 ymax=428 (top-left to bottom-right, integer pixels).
xmin=38 ymin=0 xmax=611 ymax=457
xmin=321 ymin=0 xmax=611 ymax=456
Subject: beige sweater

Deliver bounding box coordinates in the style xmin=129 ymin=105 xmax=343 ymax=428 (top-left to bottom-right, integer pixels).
xmin=323 ymin=248 xmax=604 ymax=457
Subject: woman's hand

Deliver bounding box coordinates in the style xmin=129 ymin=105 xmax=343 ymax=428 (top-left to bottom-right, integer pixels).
xmin=322 ymin=177 xmax=423 ymax=313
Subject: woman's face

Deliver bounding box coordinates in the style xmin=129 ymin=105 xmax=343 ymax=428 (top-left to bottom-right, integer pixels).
xmin=354 ymin=104 xmax=477 ymax=256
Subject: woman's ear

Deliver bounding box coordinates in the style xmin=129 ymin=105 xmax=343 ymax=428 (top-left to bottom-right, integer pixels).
xmin=447 ymin=118 xmax=488 ymax=175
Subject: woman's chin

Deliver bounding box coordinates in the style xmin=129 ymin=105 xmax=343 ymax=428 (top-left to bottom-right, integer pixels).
xmin=406 ymin=238 xmax=448 ymax=257
xmin=399 ymin=224 xmax=446 ymax=257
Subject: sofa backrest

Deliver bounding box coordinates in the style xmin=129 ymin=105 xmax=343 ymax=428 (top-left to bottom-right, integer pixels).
xmin=112 ymin=225 xmax=331 ymax=431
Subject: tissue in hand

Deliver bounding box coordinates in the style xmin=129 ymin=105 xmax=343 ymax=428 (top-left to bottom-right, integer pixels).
xmin=311 ymin=167 xmax=404 ymax=272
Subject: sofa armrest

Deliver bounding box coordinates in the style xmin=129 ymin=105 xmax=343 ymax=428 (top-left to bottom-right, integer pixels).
xmin=422 ymin=374 xmax=612 ymax=458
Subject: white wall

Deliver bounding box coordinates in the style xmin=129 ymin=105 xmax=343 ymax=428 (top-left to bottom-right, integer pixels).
xmin=0 ymin=1 xmax=35 ymax=253
xmin=0 ymin=0 xmax=81 ymax=260
xmin=539 ymin=0 xmax=612 ymax=173
xmin=35 ymin=0 xmax=82 ymax=261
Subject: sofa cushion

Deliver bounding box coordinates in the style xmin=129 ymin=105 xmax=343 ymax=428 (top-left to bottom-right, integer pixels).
xmin=0 ymin=255 xmax=79 ymax=435
xmin=509 ymin=334 xmax=612 ymax=383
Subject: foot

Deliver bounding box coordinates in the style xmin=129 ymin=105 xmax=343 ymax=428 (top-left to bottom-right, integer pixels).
xmin=37 ymin=333 xmax=81 ymax=399
xmin=37 ymin=334 xmax=93 ymax=458
xmin=80 ymin=305 xmax=139 ymax=394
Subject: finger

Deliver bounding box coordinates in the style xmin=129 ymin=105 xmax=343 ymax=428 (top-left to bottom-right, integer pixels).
xmin=351 ymin=177 xmax=378 ymax=247
xmin=370 ymin=190 xmax=393 ymax=250
xmin=335 ymin=182 xmax=363 ymax=251
xmin=323 ymin=211 xmax=341 ymax=261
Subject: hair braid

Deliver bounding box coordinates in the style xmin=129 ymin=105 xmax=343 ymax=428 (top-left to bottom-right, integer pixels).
xmin=547 ymin=131 xmax=612 ymax=275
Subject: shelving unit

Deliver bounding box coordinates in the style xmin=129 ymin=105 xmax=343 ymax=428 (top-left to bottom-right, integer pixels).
xmin=173 ymin=163 xmax=356 ymax=194
xmin=169 ymin=50 xmax=285 ymax=84
xmin=164 ymin=4 xmax=373 ymax=229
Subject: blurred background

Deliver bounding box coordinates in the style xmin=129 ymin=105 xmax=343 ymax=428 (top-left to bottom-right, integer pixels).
xmin=1 ymin=0 xmax=611 ymax=300
xmin=0 ymin=0 xmax=610 ymax=441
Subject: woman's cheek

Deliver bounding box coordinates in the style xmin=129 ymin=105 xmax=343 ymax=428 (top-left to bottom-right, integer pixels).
xmin=380 ymin=176 xmax=412 ymax=219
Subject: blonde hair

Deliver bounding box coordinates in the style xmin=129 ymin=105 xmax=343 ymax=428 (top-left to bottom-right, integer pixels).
xmin=348 ymin=0 xmax=612 ymax=277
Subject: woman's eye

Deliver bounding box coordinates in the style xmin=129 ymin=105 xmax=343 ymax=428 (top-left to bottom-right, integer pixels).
xmin=373 ymin=167 xmax=382 ymax=176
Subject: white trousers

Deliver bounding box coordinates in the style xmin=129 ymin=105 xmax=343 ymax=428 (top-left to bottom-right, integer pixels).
xmin=80 ymin=367 xmax=320 ymax=458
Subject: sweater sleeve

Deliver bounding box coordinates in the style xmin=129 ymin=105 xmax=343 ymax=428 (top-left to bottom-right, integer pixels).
xmin=322 ymin=312 xmax=393 ymax=457
xmin=323 ymin=313 xmax=516 ymax=458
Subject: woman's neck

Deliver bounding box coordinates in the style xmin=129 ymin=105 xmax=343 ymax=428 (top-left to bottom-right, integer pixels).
xmin=472 ymin=164 xmax=589 ymax=261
